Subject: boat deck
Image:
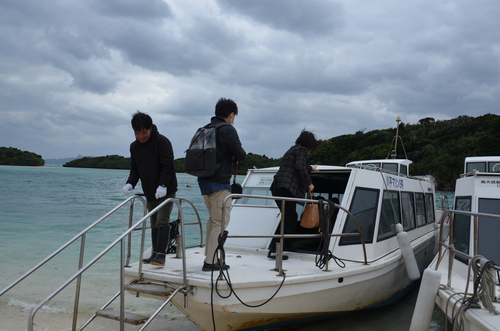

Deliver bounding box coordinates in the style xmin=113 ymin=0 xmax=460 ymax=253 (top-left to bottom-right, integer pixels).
xmin=125 ymin=246 xmax=382 ymax=289
xmin=435 ymin=261 xmax=500 ymax=331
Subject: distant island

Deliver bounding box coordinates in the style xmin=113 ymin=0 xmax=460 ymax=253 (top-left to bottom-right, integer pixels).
xmin=63 ymin=155 xmax=130 ymax=169
xmin=62 ymin=153 xmax=279 ymax=175
xmin=3 ymin=113 xmax=500 ymax=190
xmin=0 ymin=147 xmax=45 ymax=166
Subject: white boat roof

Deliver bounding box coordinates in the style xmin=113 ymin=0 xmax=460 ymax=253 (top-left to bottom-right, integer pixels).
xmin=248 ymin=165 xmax=347 ymax=172
xmin=463 ymin=156 xmax=500 ymax=174
xmin=251 ymin=159 xmax=413 ymax=173
xmin=346 ymin=159 xmax=412 ymax=167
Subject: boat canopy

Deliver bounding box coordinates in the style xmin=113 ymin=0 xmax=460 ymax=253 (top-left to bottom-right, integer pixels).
xmin=346 ymin=159 xmax=412 ymax=176
xmin=464 ymin=156 xmax=500 ymax=173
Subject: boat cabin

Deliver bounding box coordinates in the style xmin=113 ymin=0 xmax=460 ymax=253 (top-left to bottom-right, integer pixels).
xmin=463 ymin=156 xmax=500 ymax=174
xmin=453 ymin=156 xmax=500 ymax=265
xmin=226 ymin=159 xmax=436 ymax=262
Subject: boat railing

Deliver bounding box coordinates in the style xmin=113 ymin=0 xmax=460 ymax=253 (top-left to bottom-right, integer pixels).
xmin=221 ymin=194 xmax=368 ymax=275
xmin=0 ymin=195 xmax=147 ymax=299
xmin=434 ymin=209 xmax=500 ymax=287
xmin=0 ymin=195 xmax=204 ymax=331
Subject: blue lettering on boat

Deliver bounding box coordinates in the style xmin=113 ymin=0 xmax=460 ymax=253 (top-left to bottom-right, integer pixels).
xmin=386 ymin=175 xmax=404 ymax=189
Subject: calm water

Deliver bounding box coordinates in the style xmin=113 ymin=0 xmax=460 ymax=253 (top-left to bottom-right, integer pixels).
xmin=0 ymin=166 xmax=447 ymax=330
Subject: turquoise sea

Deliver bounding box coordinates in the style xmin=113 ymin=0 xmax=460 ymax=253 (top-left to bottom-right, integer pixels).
xmin=0 ymin=166 xmax=447 ymax=331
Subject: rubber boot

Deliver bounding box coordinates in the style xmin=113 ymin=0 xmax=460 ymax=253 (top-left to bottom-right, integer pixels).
xmin=150 ymin=226 xmax=171 ymax=266
xmin=142 ymin=228 xmax=158 ymax=264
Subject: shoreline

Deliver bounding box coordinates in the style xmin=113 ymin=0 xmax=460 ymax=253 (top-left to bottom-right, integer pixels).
xmin=0 ymin=298 xmax=199 ymax=331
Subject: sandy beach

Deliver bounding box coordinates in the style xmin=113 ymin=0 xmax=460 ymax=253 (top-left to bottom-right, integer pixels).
xmin=0 ymin=298 xmax=199 ymax=331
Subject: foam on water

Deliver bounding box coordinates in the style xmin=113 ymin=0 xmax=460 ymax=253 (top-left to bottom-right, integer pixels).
xmin=7 ymin=298 xmax=69 ymax=314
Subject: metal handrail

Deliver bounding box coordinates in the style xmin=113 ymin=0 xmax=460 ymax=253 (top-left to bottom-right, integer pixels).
xmin=26 ymin=197 xmax=189 ymax=331
xmin=221 ymin=194 xmax=368 ymax=274
xmin=434 ymin=209 xmax=500 ymax=281
xmin=0 ymin=193 xmax=206 ymax=331
xmin=0 ymin=195 xmax=148 ymax=298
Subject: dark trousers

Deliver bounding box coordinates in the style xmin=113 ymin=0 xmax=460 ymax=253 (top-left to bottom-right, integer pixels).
xmin=270 ymin=187 xmax=298 ymax=251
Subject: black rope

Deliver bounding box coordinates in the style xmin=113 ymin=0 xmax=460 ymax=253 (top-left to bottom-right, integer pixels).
xmin=209 ymin=230 xmax=287 ymax=331
xmin=315 ymin=198 xmax=345 ymax=270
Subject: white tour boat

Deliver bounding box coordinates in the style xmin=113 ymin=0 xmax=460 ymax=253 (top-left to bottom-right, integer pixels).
xmin=410 ymin=156 xmax=500 ymax=331
xmin=114 ymin=157 xmax=438 ymax=331
xmin=0 ymin=116 xmax=440 ymax=331
xmin=0 ymin=158 xmax=439 ymax=331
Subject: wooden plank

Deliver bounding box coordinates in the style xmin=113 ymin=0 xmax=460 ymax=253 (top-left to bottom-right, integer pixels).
xmin=125 ymin=283 xmax=174 ymax=297
xmin=96 ymin=309 xmax=149 ymax=325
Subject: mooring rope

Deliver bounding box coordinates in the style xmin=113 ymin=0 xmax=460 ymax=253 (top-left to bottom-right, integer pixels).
xmin=452 ymin=255 xmax=499 ymax=330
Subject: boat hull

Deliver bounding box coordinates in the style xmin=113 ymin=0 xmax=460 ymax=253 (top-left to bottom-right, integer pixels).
xmin=126 ymin=232 xmax=434 ymax=331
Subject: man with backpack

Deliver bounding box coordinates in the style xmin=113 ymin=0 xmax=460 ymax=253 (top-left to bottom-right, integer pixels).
xmin=196 ymin=98 xmax=246 ymax=271
xmin=123 ymin=111 xmax=178 ymax=267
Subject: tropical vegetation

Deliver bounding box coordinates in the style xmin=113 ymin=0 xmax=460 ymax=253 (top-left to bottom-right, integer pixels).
xmin=0 ymin=147 xmax=45 ymax=166
xmin=3 ymin=113 xmax=500 ymax=190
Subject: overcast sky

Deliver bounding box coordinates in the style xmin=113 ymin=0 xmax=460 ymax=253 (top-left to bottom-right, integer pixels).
xmin=1 ymin=0 xmax=499 ymax=161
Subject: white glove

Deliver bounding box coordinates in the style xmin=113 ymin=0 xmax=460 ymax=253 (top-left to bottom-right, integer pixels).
xmin=155 ymin=186 xmax=167 ymax=199
xmin=123 ymin=183 xmax=133 ymax=194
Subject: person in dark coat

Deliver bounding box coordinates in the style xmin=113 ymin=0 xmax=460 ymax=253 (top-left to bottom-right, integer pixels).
xmin=123 ymin=111 xmax=178 ymax=267
xmin=197 ymin=98 xmax=246 ymax=271
xmin=269 ymin=130 xmax=318 ymax=259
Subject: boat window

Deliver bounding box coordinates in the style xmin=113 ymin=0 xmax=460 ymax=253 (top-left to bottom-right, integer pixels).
xmin=382 ymin=163 xmax=398 ymax=173
xmin=378 ymin=190 xmax=401 ymax=241
xmin=236 ymin=187 xmax=275 ymax=206
xmin=363 ymin=163 xmax=380 ymax=169
xmin=425 ymin=193 xmax=435 ymax=224
xmin=478 ymin=198 xmax=500 ymax=264
xmin=310 ymin=172 xmax=350 ymax=199
xmin=466 ymin=162 xmax=486 ymax=173
xmin=488 ymin=162 xmax=500 ymax=173
xmin=453 ymin=196 xmax=471 ymax=264
xmin=401 ymin=192 xmax=416 ymax=230
xmin=400 ymin=164 xmax=408 ymax=175
xmin=339 ymin=187 xmax=379 ymax=245
xmin=415 ymin=193 xmax=426 ymax=227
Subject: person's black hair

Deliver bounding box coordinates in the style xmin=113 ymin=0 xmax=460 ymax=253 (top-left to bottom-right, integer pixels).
xmin=296 ymin=130 xmax=319 ymax=152
xmin=215 ymin=98 xmax=238 ymax=118
xmin=131 ymin=111 xmax=153 ymax=132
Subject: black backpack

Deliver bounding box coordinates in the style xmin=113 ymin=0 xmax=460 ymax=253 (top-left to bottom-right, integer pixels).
xmin=185 ymin=122 xmax=229 ymax=177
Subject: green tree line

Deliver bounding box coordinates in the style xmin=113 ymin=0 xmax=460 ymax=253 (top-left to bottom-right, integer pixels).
xmin=309 ymin=113 xmax=500 ymax=190
xmin=0 ymin=147 xmax=45 ymax=166
xmin=4 ymin=114 xmax=500 ymax=190
xmin=63 ymin=155 xmax=130 ymax=169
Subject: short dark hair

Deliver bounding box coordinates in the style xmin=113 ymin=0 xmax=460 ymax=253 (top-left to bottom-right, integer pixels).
xmin=296 ymin=130 xmax=319 ymax=152
xmin=215 ymin=98 xmax=238 ymax=118
xmin=131 ymin=111 xmax=153 ymax=132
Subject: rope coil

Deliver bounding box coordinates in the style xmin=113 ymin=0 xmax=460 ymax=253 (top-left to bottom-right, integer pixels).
xmin=452 ymin=255 xmax=499 ymax=330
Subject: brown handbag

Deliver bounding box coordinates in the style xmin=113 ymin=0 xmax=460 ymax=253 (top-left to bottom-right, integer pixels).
xmin=300 ymin=191 xmax=320 ymax=229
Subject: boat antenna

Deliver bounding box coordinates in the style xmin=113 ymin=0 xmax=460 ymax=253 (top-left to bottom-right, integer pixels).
xmin=387 ymin=116 xmax=408 ymax=159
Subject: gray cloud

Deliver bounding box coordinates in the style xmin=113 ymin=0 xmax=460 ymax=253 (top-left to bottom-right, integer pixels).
xmin=1 ymin=0 xmax=499 ymax=161
xmin=216 ymin=0 xmax=344 ymax=37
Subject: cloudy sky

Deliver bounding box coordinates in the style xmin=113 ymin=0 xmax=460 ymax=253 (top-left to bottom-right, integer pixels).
xmin=1 ymin=0 xmax=499 ymax=161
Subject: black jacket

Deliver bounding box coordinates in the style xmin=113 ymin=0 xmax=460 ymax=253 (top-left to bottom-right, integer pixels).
xmin=199 ymin=116 xmax=246 ymax=184
xmin=271 ymin=144 xmax=312 ymax=198
xmin=126 ymin=125 xmax=178 ymax=201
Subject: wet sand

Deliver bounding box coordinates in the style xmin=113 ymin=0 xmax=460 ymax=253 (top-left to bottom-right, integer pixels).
xmin=0 ymin=299 xmax=199 ymax=331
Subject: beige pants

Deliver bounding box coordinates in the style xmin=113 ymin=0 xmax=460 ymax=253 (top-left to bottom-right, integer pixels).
xmin=203 ymin=189 xmax=232 ymax=264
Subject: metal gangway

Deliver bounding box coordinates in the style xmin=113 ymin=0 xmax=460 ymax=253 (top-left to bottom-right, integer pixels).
xmin=0 ymin=195 xmax=204 ymax=331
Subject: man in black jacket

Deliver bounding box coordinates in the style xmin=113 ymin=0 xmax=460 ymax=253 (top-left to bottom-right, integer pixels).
xmin=198 ymin=98 xmax=246 ymax=271
xmin=123 ymin=111 xmax=178 ymax=267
